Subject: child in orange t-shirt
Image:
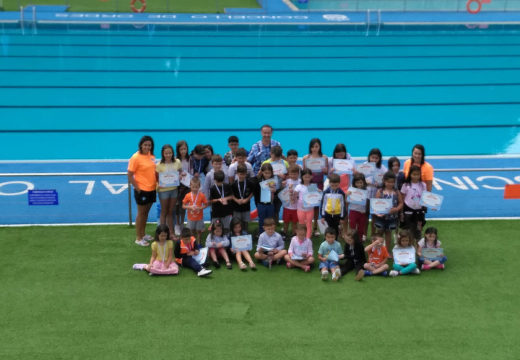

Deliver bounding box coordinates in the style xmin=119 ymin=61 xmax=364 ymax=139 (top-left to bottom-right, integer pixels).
xmin=363 ymin=231 xmax=390 ymax=277
xmin=182 ymin=177 xmax=208 ymax=244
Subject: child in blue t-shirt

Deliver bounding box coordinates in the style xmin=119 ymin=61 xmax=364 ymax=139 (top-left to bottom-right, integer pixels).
xmin=318 ymin=227 xmax=344 ymax=281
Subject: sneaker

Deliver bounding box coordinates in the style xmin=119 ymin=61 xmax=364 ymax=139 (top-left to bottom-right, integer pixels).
xmin=132 ymin=263 xmax=147 ymax=270
xmin=389 ymin=270 xmax=399 ymax=277
xmin=436 ymin=264 xmax=445 ymax=270
xmin=321 ymin=270 xmax=329 ymax=281
xmin=412 ymin=268 xmax=421 ymax=275
xmin=421 ymin=264 xmax=430 ymax=271
xmin=332 ymin=268 xmax=341 ymax=281
xmin=364 ymin=270 xmax=372 ymax=277
xmin=135 ymin=239 xmax=150 ymax=247
xmin=174 ymin=225 xmax=181 ymax=236
xmin=142 ymin=234 xmax=153 ymax=242
xmin=355 ymin=269 xmax=365 ymax=281
xmin=286 ymin=261 xmax=293 ymax=269
xmin=197 ymin=268 xmax=212 ymax=277
xmin=381 ymin=271 xmax=388 ymax=277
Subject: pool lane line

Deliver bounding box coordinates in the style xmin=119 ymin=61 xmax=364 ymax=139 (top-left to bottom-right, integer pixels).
xmin=2 ymin=83 xmax=519 ymax=89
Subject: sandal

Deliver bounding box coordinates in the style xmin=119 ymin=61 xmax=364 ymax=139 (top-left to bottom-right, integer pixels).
xmin=226 ymin=262 xmax=232 ymax=270
xmin=303 ymin=265 xmax=311 ymax=273
xmin=239 ymin=262 xmax=247 ymax=271
xmin=249 ymin=262 xmax=257 ymax=271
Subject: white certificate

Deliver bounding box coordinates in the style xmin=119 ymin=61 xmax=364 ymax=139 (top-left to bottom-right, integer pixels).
xmin=327 ymin=250 xmax=339 ymax=262
xmin=305 ymin=157 xmax=326 ymax=173
xmin=356 ymin=162 xmax=375 ymax=177
xmin=303 ymin=192 xmax=322 ymax=208
xmin=291 ymin=254 xmax=305 ymax=261
xmin=347 ymin=187 xmax=367 ymax=205
xmin=260 ymin=179 xmax=276 ymax=203
xmin=231 ymin=234 xmax=253 ymax=251
xmin=180 ymin=172 xmax=192 ymax=187
xmin=271 ymin=161 xmax=287 ymax=176
xmin=420 ymin=191 xmax=444 ymax=211
xmin=393 ymin=248 xmax=416 ymax=264
xmin=192 ymin=247 xmax=208 ymax=265
xmin=277 ymin=186 xmax=291 ymax=207
xmin=159 ymin=170 xmax=179 ymax=187
xmin=370 ymin=198 xmax=392 ymax=215
xmin=421 ymin=248 xmax=444 ymax=261
xmin=333 ymin=159 xmax=355 ymax=175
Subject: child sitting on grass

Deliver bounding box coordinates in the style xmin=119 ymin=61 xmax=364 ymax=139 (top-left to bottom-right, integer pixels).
xmin=229 ymin=217 xmax=256 ymax=271
xmin=390 ymin=229 xmax=420 ymax=277
xmin=254 ymin=217 xmax=287 ymax=268
xmin=284 ymin=224 xmax=314 ymax=272
xmin=205 ymin=220 xmax=232 ymax=270
xmin=174 ymin=228 xmax=212 ymax=277
xmin=363 ymin=231 xmax=390 ymax=277
xmin=144 ymin=224 xmax=179 ymax=276
xmin=340 ymin=227 xmax=366 ymax=281
xmin=417 ymin=227 xmax=447 ymax=270
xmin=318 ymin=227 xmax=344 ymax=281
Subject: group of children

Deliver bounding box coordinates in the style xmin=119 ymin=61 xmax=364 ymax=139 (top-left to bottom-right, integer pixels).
xmin=136 ymin=135 xmax=444 ymax=279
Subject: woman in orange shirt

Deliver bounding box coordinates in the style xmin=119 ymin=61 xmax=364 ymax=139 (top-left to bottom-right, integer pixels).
xmin=128 ymin=135 xmax=157 ymax=246
xmin=403 ymin=144 xmax=434 ymax=192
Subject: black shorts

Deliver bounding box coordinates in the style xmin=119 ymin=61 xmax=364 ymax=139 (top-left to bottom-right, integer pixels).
xmin=134 ymin=189 xmax=156 ymax=206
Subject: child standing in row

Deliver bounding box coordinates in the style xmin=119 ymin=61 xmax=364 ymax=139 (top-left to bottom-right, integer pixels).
xmin=206 ymin=220 xmax=232 ymax=269
xmin=146 ymin=224 xmax=179 ymax=276
xmin=254 ymin=163 xmax=277 ymax=234
xmin=284 ymin=224 xmax=314 ymax=272
xmin=209 ymin=170 xmax=233 ymax=232
xmin=417 ymin=227 xmax=447 ymax=270
xmin=318 ymin=227 xmax=344 ymax=281
xmin=231 ymin=164 xmax=254 ymax=231
xmin=390 ymin=230 xmax=420 ymax=277
xmin=347 ymin=173 xmax=369 ymax=241
xmin=373 ymin=171 xmax=403 ymax=251
xmin=295 ymin=169 xmax=315 ymax=239
xmin=182 ymin=177 xmax=208 ymax=244
xmin=282 ymin=164 xmax=301 ymax=238
xmin=363 ymin=232 xmax=390 ymax=277
xmin=303 ymin=138 xmax=328 ymax=236
xmin=320 ymin=173 xmax=346 ymax=235
xmin=254 ymin=218 xmax=287 ymax=268
xmin=175 ymin=140 xmax=190 ymax=236
xmin=401 ymin=165 xmax=427 ymax=240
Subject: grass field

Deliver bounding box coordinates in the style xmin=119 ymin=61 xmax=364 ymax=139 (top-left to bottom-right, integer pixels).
xmin=2 ymin=0 xmax=260 ymax=13
xmin=1 ymin=220 xmax=519 ymax=359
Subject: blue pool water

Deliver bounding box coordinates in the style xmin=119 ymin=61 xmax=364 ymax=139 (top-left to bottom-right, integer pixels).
xmin=0 ymin=24 xmax=520 ymax=160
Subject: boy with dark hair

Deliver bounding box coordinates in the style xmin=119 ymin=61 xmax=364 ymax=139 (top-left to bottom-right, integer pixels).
xmin=224 ymin=135 xmax=239 ymax=166
xmin=228 ymin=147 xmax=255 ymax=183
xmin=231 ymin=164 xmax=254 ymax=231
xmin=320 ymin=173 xmax=346 ymax=235
xmin=209 ymin=170 xmax=233 ymax=232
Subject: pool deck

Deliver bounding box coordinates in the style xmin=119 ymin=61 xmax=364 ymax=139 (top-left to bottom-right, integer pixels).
xmin=2 ymin=7 xmax=520 ymax=25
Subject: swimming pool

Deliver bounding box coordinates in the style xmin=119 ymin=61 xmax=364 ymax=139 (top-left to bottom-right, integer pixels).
xmin=1 ymin=22 xmax=520 ymax=160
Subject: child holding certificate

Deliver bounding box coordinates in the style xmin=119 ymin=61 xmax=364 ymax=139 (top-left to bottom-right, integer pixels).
xmin=252 ymin=163 xmax=277 ymax=234
xmin=174 ymin=228 xmax=212 ymax=277
xmin=320 ymin=174 xmax=346 ymax=235
xmin=282 ymin=165 xmax=301 ymax=238
xmin=262 ymin=145 xmax=288 ymax=225
xmin=229 ymin=217 xmax=256 ymax=271
xmin=400 ymin=165 xmax=427 ymax=240
xmin=206 ymin=220 xmax=232 ymax=269
xmin=295 ymin=169 xmax=316 ymax=239
xmin=318 ymin=227 xmax=344 ymax=281
xmin=417 ymin=227 xmax=447 ymax=270
xmin=346 ymin=173 xmax=369 ymax=241
xmin=156 ymin=144 xmax=183 ymax=239
xmin=302 ymin=138 xmax=328 ymax=236
xmin=389 ymin=230 xmax=420 ymax=277
xmin=373 ymin=171 xmax=403 ymax=251
xmin=365 ymin=148 xmax=387 ymax=237
xmin=254 ymin=218 xmax=287 ymax=268
xmin=284 ymin=224 xmax=314 ymax=272
xmin=328 ymin=143 xmax=354 ymax=194
xmin=363 ymin=231 xmax=390 ymax=277
xmin=145 ymin=224 xmax=179 ymax=276
xmin=340 ymin=228 xmax=366 ymax=281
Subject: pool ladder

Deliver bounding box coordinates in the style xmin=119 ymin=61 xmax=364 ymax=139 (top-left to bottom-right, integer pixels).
xmin=366 ymin=9 xmax=382 ymax=37
xmin=19 ymin=5 xmax=38 ymax=35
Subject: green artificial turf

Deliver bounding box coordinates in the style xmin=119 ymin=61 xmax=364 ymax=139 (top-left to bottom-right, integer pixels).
xmin=3 ymin=0 xmax=260 ymax=13
xmin=1 ymin=220 xmax=519 ymax=359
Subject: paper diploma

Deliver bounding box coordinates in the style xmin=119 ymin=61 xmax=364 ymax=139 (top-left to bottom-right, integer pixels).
xmin=356 ymin=162 xmax=375 ymax=176
xmin=271 ymin=161 xmax=287 ymax=176
xmin=231 ymin=235 xmax=253 ymax=251
xmin=159 ymin=170 xmax=179 ymax=187
xmin=347 ymin=187 xmax=367 ymax=205
xmin=333 ymin=159 xmax=355 ymax=175
xmin=303 ymin=192 xmax=322 ymax=208
xmin=305 ymin=157 xmax=326 ymax=173
xmin=420 ymin=191 xmax=444 ymax=211
xmin=370 ymin=198 xmax=392 ymax=215
xmin=421 ymin=248 xmax=444 ymax=261
xmin=180 ymin=172 xmax=192 ymax=187
xmin=393 ymin=248 xmax=415 ymax=264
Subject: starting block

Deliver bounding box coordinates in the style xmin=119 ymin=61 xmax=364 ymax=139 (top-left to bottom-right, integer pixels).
xmin=504 ymin=184 xmax=520 ymax=199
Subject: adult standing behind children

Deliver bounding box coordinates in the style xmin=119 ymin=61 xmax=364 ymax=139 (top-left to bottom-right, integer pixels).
xmin=247 ymin=124 xmax=281 ymax=174
xmin=403 ymin=144 xmax=434 ymax=192
xmin=128 ymin=135 xmax=157 ymax=247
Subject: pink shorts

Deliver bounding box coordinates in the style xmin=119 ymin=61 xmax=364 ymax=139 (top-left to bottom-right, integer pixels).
xmin=283 ymin=208 xmax=298 ymax=223
xmin=148 ymin=260 xmax=179 ymax=275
